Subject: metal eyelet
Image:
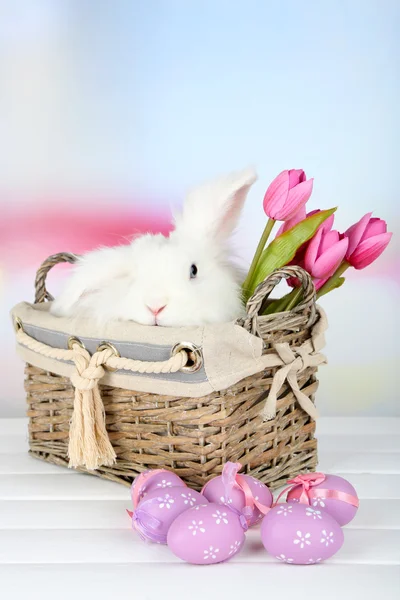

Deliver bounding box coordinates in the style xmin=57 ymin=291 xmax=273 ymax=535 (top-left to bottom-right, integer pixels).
xmin=68 ymin=336 xmax=85 ymax=350
xmin=14 ymin=317 xmax=23 ymax=333
xmin=97 ymin=341 xmax=120 ymax=371
xmin=171 ymin=342 xmax=203 ymax=373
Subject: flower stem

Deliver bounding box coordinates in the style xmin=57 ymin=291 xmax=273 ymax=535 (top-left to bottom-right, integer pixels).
xmin=316 ymin=261 xmax=350 ymax=299
xmin=262 ymin=293 xmax=291 ymax=315
xmin=283 ymin=286 xmax=303 ymax=311
xmin=242 ymin=218 xmax=275 ymax=295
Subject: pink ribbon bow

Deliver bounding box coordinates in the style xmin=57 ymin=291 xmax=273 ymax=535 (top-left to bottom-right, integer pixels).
xmin=131 ymin=469 xmax=187 ymax=509
xmin=274 ymin=472 xmax=359 ymax=508
xmin=273 ymin=472 xmax=326 ymax=505
xmin=127 ymin=504 xmax=165 ymax=543
xmin=213 ymin=462 xmax=271 ymax=523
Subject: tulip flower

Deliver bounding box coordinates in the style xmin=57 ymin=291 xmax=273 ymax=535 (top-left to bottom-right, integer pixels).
xmin=243 ymin=168 xmax=314 ymax=293
xmin=273 ymin=222 xmax=347 ymax=311
xmin=276 ymin=207 xmax=334 ymax=237
xmin=304 ymin=228 xmax=349 ymax=290
xmin=344 ymin=212 xmax=392 ymax=270
xmin=263 ymin=169 xmax=313 ymax=221
xmin=278 ymin=209 xmax=336 ymax=287
xmin=275 ymin=206 xmax=307 ymax=237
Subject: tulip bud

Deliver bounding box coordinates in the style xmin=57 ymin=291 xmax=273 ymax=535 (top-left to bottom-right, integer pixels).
xmin=304 ymin=228 xmax=349 ymax=290
xmin=263 ymin=169 xmax=313 ymax=221
xmin=344 ymin=213 xmax=392 ymax=270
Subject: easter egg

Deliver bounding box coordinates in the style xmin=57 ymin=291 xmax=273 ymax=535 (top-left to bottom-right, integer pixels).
xmin=202 ymin=473 xmax=272 ymax=526
xmin=167 ymin=502 xmax=246 ymax=564
xmin=131 ymin=486 xmax=206 ymax=544
xmin=131 ymin=469 xmax=186 ymax=506
xmin=287 ymin=474 xmax=359 ymax=526
xmin=261 ymin=502 xmax=344 ymax=565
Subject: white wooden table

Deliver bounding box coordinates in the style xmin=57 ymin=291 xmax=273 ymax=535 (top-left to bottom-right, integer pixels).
xmin=1 ymin=418 xmax=399 ymax=600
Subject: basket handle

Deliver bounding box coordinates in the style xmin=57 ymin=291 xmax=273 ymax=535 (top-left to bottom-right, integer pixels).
xmin=244 ymin=265 xmax=316 ymax=323
xmin=34 ymin=252 xmax=79 ymax=303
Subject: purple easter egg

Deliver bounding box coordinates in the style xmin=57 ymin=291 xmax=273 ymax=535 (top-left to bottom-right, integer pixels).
xmin=167 ymin=502 xmax=246 ymax=564
xmin=287 ymin=474 xmax=359 ymax=526
xmin=202 ymin=474 xmax=272 ymax=526
xmin=131 ymin=469 xmax=186 ymax=506
xmin=131 ymin=486 xmax=206 ymax=544
xmin=261 ymin=502 xmax=344 ymax=565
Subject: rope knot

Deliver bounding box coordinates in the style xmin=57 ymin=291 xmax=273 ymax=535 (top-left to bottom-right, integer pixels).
xmin=70 ymin=364 xmax=105 ymax=390
xmin=274 ymin=343 xmax=313 ymax=373
xmin=68 ymin=344 xmax=116 ymax=470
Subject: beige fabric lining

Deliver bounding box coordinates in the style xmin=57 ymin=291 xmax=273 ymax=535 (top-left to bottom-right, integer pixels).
xmin=12 ymin=301 xmax=328 ymax=411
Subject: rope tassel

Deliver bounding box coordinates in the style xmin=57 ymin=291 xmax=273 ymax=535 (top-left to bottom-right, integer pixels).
xmin=69 ymin=345 xmax=116 ymax=470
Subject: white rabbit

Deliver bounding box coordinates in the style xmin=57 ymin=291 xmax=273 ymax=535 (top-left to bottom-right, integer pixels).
xmin=50 ymin=168 xmax=257 ymax=326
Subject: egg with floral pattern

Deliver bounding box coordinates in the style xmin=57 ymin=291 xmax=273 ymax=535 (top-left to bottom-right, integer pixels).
xmin=167 ymin=502 xmax=246 ymax=564
xmin=131 ymin=469 xmax=186 ymax=506
xmin=287 ymin=474 xmax=359 ymax=526
xmin=131 ymin=486 xmax=206 ymax=544
xmin=202 ymin=470 xmax=272 ymax=526
xmin=261 ymin=502 xmax=344 ymax=565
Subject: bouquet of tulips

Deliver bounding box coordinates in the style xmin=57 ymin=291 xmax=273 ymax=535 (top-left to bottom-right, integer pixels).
xmin=242 ymin=169 xmax=392 ymax=313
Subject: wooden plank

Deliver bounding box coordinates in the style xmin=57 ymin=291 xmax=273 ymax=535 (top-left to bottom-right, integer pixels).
xmin=349 ymin=500 xmax=400 ymax=530
xmin=0 ymin=564 xmax=397 ymax=600
xmin=332 ymin=473 xmax=400 ymax=499
xmin=2 ymin=471 xmax=399 ymax=500
xmin=0 ymin=419 xmax=28 ymax=435
xmin=239 ymin=528 xmax=400 ymax=565
xmin=317 ymin=418 xmax=400 ymax=436
xmin=0 ymin=564 xmax=398 ymax=600
xmin=0 ymin=528 xmax=399 ymax=565
xmin=0 ymin=474 xmax=129 ymax=500
xmin=318 ymin=452 xmax=400 ymax=474
xmin=0 ymin=434 xmax=29 ymax=454
xmin=318 ymin=435 xmax=400 ymax=453
xmin=0 ymin=500 xmax=129 ymax=529
xmin=0 ymin=454 xmax=74 ymax=475
xmin=0 ymin=498 xmax=398 ymax=531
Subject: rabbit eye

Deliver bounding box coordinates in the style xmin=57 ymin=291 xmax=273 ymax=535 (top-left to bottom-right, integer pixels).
xmin=190 ymin=264 xmax=198 ymax=279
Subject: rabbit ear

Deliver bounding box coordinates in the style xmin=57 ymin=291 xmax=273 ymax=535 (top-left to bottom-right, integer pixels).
xmin=174 ymin=168 xmax=257 ymax=241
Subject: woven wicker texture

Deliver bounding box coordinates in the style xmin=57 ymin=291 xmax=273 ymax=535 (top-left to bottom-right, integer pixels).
xmin=25 ymin=254 xmax=320 ymax=490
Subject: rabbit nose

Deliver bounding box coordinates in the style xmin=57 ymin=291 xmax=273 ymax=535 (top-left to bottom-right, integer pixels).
xmin=147 ymin=304 xmax=167 ymax=316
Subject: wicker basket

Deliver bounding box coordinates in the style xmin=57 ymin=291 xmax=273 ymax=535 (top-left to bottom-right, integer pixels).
xmin=15 ymin=254 xmax=326 ymax=491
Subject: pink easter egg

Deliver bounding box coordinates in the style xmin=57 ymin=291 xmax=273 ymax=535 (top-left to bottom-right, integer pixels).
xmin=131 ymin=486 xmax=205 ymax=544
xmin=167 ymin=502 xmax=246 ymax=564
xmin=202 ymin=472 xmax=272 ymax=526
xmin=287 ymin=474 xmax=359 ymax=526
xmin=131 ymin=469 xmax=186 ymax=506
xmin=261 ymin=502 xmax=344 ymax=565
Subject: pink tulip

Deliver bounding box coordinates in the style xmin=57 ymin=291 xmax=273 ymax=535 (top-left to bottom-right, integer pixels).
xmin=263 ymin=169 xmax=313 ymax=221
xmin=276 ymin=207 xmax=334 ymax=237
xmin=344 ymin=213 xmax=392 ymax=270
xmin=278 ymin=209 xmax=336 ymax=286
xmin=276 ymin=205 xmax=307 ymax=236
xmin=304 ymin=228 xmax=349 ymax=290
xmin=307 ymin=209 xmax=335 ymax=235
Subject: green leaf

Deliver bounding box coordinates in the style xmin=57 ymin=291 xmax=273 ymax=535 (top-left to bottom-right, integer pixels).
xmin=244 ymin=207 xmax=337 ymax=300
xmin=317 ymin=276 xmax=345 ymax=298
